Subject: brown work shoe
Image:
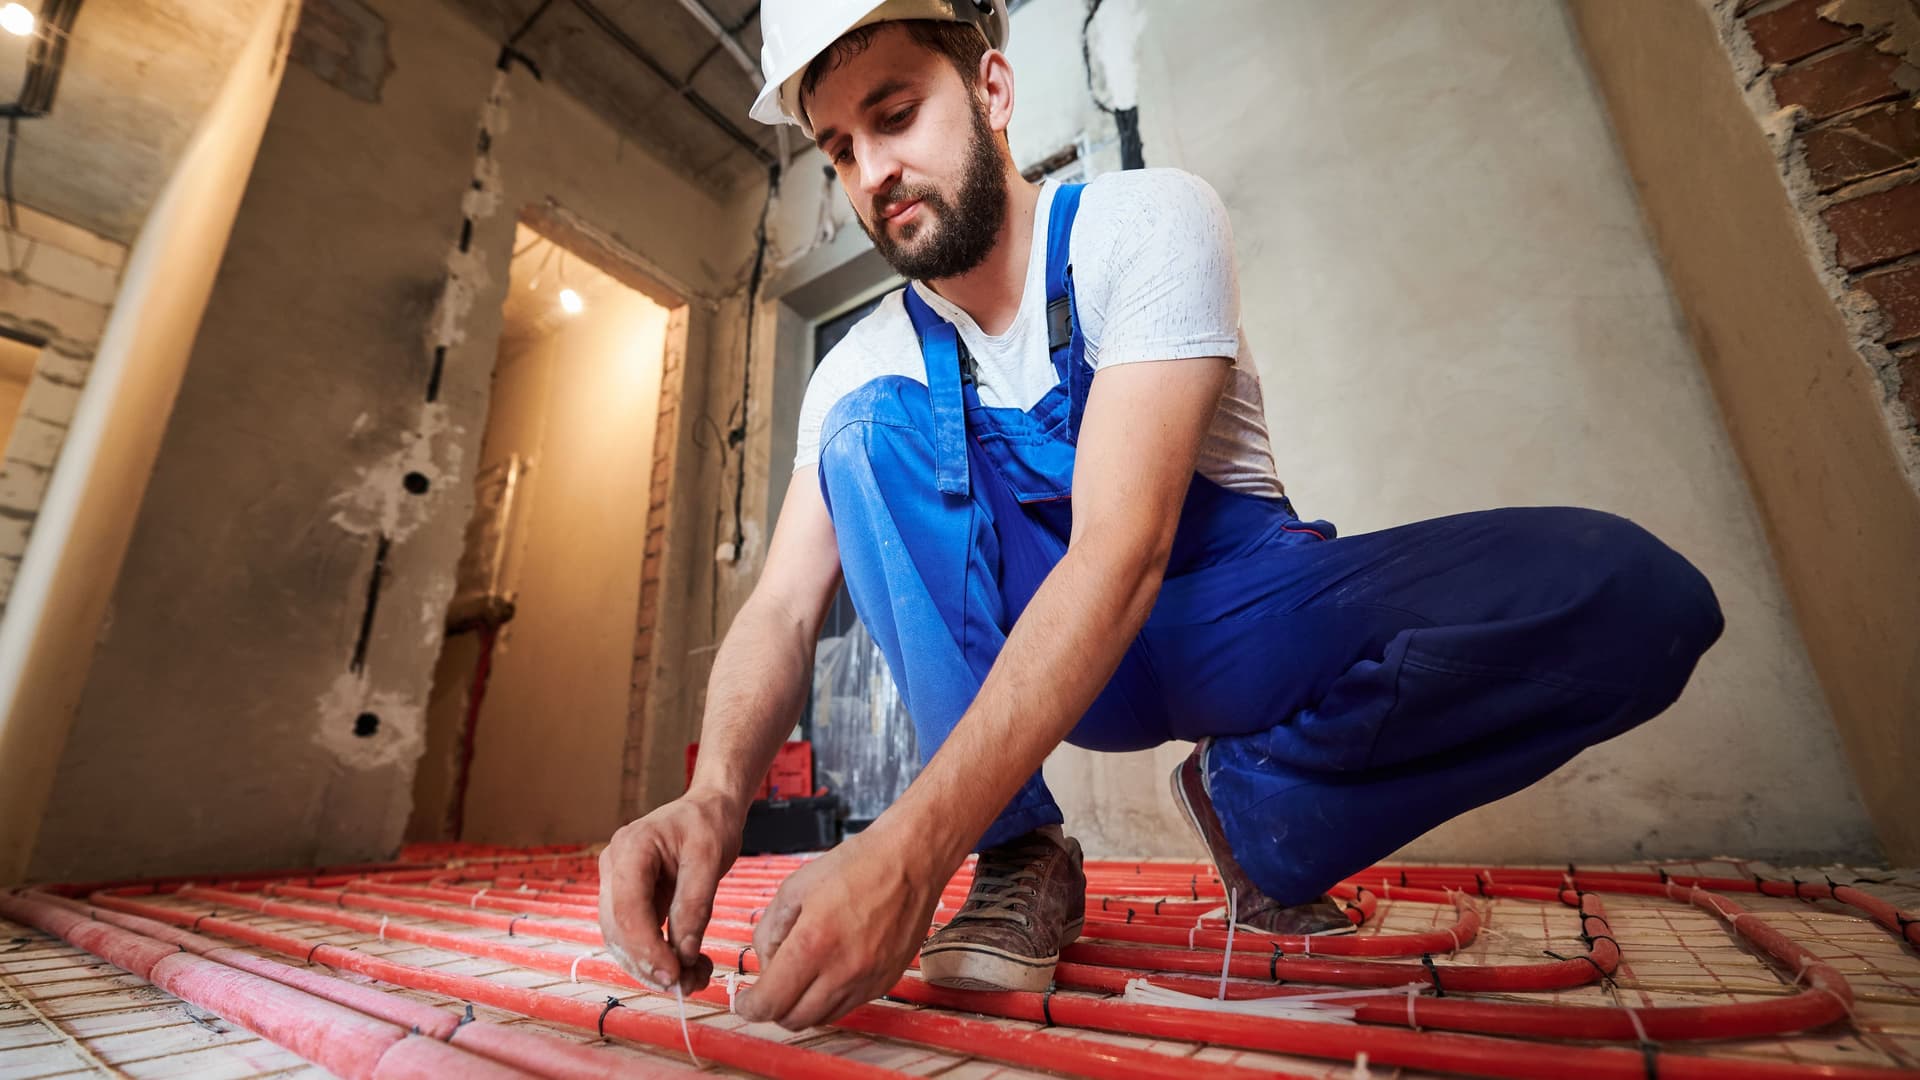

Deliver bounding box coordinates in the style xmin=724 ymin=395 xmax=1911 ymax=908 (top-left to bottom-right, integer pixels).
xmin=1171 ymin=740 xmax=1351 ymax=935
xmin=919 ymin=829 xmax=1086 ymax=992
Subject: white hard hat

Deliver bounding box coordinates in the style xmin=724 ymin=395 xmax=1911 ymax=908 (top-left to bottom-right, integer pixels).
xmin=749 ymin=0 xmax=1010 ymax=135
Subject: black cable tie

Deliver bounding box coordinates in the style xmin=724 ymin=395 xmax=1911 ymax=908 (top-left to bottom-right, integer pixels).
xmin=1657 ymin=867 xmax=1671 ymax=884
xmin=1895 ymin=914 xmax=1916 ymax=936
xmin=597 ymin=996 xmax=624 ymax=1038
xmin=1585 ymin=934 xmax=1620 ymax=954
xmin=1791 ymin=877 xmax=1809 ymax=902
xmin=1544 ymin=949 xmax=1613 ymax=986
xmin=1641 ymin=1041 xmax=1660 ymax=1080
xmin=1343 ymin=900 xmax=1363 ymax=915
xmin=736 ymin=945 xmax=752 ymax=972
xmin=1476 ymin=873 xmax=1490 ymax=898
xmin=191 ymin=912 xmax=214 ymax=932
xmin=305 ymin=941 xmax=327 ymax=965
xmin=1567 ymin=862 xmax=1578 ymax=879
xmin=1041 ymin=985 xmax=1057 ymax=1026
xmin=455 ymin=1004 xmax=475 ymax=1031
xmin=1753 ymin=873 xmax=1769 ymax=894
xmin=1400 ymin=869 xmax=1409 ymax=887
xmin=1100 ymin=897 xmax=1109 ymax=912
xmin=507 ymin=915 xmax=526 ymax=937
xmin=1190 ymin=875 xmax=1199 ymax=900
xmin=1420 ymin=953 xmax=1445 ymax=997
xmin=1269 ymin=944 xmax=1283 ymax=982
xmin=1853 ymin=876 xmax=1893 ymax=886
xmin=1125 ymin=908 xmax=1134 ymax=924
xmin=1154 ymin=899 xmax=1165 ymax=914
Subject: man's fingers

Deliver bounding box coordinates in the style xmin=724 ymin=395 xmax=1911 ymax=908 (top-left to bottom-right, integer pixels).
xmin=736 ymin=919 xmax=819 ymax=1024
xmin=666 ymin=842 xmax=721 ymax=971
xmin=777 ymin=978 xmax=869 ymax=1032
xmin=675 ymin=954 xmax=715 ymax=995
xmin=751 ymin=887 xmax=801 ymax=967
xmin=598 ymin=842 xmax=677 ymax=989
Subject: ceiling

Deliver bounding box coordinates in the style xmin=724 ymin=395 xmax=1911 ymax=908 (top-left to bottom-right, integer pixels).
xmin=5 ymin=0 xmax=273 ymax=244
xmin=444 ymin=0 xmax=782 ymax=195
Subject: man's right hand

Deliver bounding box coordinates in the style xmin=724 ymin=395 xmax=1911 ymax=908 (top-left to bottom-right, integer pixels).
xmin=598 ymin=788 xmax=744 ymax=993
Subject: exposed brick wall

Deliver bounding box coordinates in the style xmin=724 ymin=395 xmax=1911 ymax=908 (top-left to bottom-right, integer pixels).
xmin=0 ymin=206 xmax=127 ymax=606
xmin=1740 ymin=0 xmax=1920 ymax=448
xmin=626 ymin=302 xmax=687 ymax=774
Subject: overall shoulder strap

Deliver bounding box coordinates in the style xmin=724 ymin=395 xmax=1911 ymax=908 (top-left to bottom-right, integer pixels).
xmin=1045 ymin=183 xmax=1086 ymax=355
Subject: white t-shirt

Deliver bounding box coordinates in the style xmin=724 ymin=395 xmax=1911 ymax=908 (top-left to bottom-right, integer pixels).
xmin=794 ymin=168 xmax=1283 ymax=498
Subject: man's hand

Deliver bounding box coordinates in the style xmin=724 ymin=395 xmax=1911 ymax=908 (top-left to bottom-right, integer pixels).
xmin=733 ymin=823 xmax=947 ymax=1030
xmin=598 ymin=788 xmax=744 ymax=993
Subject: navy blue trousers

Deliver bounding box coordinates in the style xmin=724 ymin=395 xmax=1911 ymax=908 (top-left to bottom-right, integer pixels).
xmin=818 ymin=378 xmax=1725 ymax=905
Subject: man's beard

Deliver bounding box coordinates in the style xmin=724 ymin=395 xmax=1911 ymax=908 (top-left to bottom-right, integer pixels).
xmin=859 ymin=107 xmax=1007 ymax=282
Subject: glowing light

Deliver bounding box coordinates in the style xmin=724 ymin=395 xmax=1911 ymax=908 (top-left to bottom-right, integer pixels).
xmin=0 ymin=4 xmax=34 ymax=36
xmin=558 ymin=287 xmax=584 ymax=315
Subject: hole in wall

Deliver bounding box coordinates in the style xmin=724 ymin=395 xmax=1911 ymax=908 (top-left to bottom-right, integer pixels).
xmin=403 ymin=471 xmax=431 ymax=495
xmin=354 ymin=712 xmax=380 ymax=737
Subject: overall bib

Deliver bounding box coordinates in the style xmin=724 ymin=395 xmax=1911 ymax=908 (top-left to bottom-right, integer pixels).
xmin=816 ymin=184 xmax=1724 ymax=905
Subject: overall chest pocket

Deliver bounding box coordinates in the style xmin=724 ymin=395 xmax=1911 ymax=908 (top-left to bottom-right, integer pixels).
xmin=969 ymin=389 xmax=1075 ymax=504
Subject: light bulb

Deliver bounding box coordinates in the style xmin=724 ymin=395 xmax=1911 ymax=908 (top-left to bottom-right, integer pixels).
xmin=0 ymin=4 xmax=34 ymax=36
xmin=558 ymin=287 xmax=583 ymax=315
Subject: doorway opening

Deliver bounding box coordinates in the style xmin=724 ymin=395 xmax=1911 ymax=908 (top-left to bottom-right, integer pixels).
xmin=408 ymin=214 xmax=683 ymax=847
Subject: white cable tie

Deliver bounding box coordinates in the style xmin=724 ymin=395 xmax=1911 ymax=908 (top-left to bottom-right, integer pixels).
xmin=672 ymin=983 xmax=702 ymax=1067
xmin=1405 ymin=983 xmax=1419 ymax=1030
xmin=1217 ymin=888 xmax=1237 ymax=999
xmin=1445 ymin=925 xmax=1462 ymax=955
xmin=571 ymin=950 xmax=598 ymax=983
xmin=377 ymin=915 xmax=389 ymax=942
xmin=723 ymin=969 xmax=743 ymax=1012
xmin=1352 ymin=1051 xmax=1372 ymax=1080
xmin=470 ymin=887 xmax=489 ymax=909
xmin=1302 ymin=933 xmax=1311 ymax=958
xmin=1623 ymin=996 xmax=1652 ymax=1047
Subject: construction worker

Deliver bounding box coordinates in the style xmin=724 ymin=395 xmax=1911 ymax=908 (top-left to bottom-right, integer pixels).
xmin=598 ymin=0 xmax=1723 ymax=1030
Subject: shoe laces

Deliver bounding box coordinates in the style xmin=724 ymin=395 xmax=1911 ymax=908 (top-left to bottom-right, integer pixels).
xmin=953 ymin=837 xmax=1051 ymax=929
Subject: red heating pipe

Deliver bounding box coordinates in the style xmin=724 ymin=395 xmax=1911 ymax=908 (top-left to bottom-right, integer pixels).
xmin=187 ymin=868 xmax=1881 ymax=1068
xmin=90 ymin=891 xmax=897 ymax=1080
xmin=114 ymin=889 xmax=1297 ymax=1080
xmin=0 ymin=891 xmax=535 ymax=1080
xmin=31 ymin=893 xmax=685 ymax=1080
xmin=295 ymin=864 xmax=1877 ymax=1049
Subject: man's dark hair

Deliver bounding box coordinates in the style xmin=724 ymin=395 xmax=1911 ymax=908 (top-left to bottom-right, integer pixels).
xmin=800 ymin=19 xmax=990 ymax=118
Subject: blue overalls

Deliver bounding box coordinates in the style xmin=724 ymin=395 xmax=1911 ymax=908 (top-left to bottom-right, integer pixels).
xmin=816 ymin=184 xmax=1724 ymax=905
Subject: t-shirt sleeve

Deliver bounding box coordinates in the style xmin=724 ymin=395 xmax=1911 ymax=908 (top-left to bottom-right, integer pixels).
xmin=1073 ymin=169 xmax=1243 ymax=369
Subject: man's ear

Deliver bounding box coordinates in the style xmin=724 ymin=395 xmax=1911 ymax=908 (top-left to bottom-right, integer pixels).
xmin=978 ymin=49 xmax=1015 ymax=136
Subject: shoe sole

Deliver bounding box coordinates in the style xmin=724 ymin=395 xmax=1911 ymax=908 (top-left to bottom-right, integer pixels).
xmin=1170 ymin=745 xmax=1231 ymax=887
xmin=919 ymin=918 xmax=1084 ymax=993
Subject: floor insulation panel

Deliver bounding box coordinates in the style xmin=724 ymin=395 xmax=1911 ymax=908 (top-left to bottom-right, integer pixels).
xmin=2 ymin=846 xmax=1917 ymax=1078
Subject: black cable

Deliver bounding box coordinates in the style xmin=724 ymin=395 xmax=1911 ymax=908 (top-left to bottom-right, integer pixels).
xmin=727 ymin=164 xmax=779 ymax=561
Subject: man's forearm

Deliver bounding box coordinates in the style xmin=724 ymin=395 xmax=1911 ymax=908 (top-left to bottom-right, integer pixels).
xmin=878 ymin=531 xmax=1167 ymax=873
xmin=686 ymin=596 xmax=818 ymax=815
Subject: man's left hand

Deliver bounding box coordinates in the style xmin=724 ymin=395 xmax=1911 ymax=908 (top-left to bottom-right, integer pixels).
xmin=732 ymin=822 xmax=948 ymax=1029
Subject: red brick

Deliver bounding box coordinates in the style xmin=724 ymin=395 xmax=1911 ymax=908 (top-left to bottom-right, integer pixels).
xmin=1802 ymin=103 xmax=1920 ymax=190
xmin=1859 ymin=263 xmax=1920 ymax=340
xmin=1823 ymin=179 xmax=1920 ymax=267
xmin=1771 ymin=43 xmax=1906 ymax=121
xmin=1747 ymin=0 xmax=1858 ymax=66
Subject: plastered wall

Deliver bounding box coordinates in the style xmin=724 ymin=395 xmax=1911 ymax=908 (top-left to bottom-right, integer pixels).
xmin=24 ymin=0 xmax=767 ymax=881
xmin=0 ymin=0 xmax=298 ymax=884
xmin=761 ymin=0 xmax=1880 ymax=864
xmin=1570 ymin=0 xmax=1920 ymax=862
